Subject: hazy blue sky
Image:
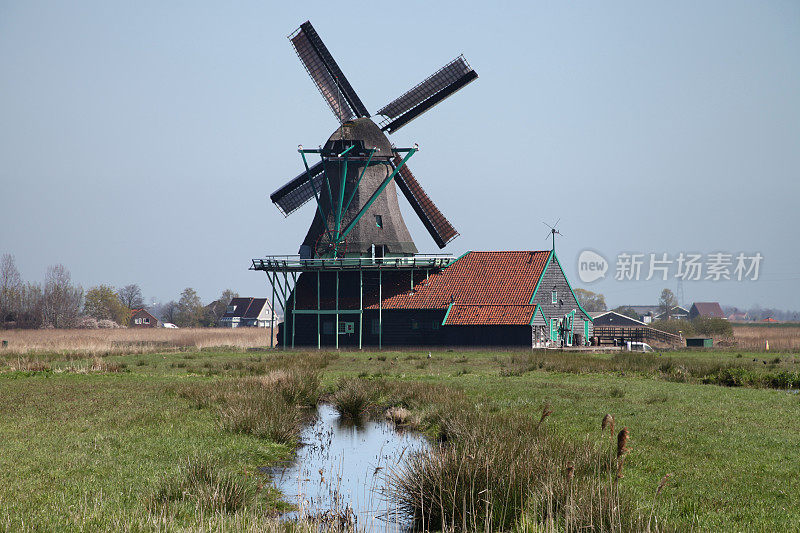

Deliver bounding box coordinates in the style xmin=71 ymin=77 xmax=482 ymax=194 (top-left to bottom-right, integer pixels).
xmin=1 ymin=1 xmax=798 ymax=310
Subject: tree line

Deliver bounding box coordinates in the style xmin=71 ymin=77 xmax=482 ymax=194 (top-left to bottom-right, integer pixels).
xmin=0 ymin=254 xmax=239 ymax=329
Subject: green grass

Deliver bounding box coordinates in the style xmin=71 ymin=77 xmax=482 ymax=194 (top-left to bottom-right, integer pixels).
xmin=0 ymin=372 xmax=290 ymax=531
xmin=1 ymin=347 xmax=799 ymax=531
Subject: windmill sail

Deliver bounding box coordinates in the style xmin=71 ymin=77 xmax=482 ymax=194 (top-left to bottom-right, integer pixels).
xmin=289 ymin=21 xmax=370 ymax=123
xmin=270 ymin=161 xmax=325 ymax=216
xmin=392 ymin=156 xmax=459 ymax=248
xmin=378 ymin=56 xmax=478 ymax=133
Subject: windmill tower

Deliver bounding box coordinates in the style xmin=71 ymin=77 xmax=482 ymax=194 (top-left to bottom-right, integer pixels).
xmin=269 ymin=21 xmax=478 ymax=258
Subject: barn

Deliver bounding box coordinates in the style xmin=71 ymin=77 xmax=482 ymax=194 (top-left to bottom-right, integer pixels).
xmin=262 ymin=250 xmax=593 ymax=348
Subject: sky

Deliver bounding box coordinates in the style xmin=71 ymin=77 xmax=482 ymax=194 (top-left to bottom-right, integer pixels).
xmin=1 ymin=1 xmax=798 ymax=310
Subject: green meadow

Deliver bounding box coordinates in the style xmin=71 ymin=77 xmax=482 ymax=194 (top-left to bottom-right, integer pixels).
xmin=1 ymin=348 xmax=799 ymax=531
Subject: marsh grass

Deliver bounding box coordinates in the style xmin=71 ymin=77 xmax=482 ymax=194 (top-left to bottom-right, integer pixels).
xmin=149 ymin=455 xmax=255 ymax=514
xmin=331 ymin=378 xmax=375 ymax=419
xmin=321 ymin=378 xmax=660 ymax=531
xmin=389 ymin=401 xmax=652 ymax=532
xmin=176 ymin=367 xmax=323 ymax=445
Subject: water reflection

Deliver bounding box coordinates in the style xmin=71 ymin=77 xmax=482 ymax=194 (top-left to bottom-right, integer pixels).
xmin=267 ymin=404 xmax=427 ymax=531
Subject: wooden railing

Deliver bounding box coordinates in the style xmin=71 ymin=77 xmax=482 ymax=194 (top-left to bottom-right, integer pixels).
xmin=593 ymin=326 xmax=682 ymax=345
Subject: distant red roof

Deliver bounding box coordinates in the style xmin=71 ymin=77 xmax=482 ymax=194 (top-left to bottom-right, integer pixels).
xmin=444 ymin=304 xmax=539 ymax=325
xmin=367 ymin=251 xmax=551 ymax=311
xmin=691 ymin=302 xmax=725 ymax=318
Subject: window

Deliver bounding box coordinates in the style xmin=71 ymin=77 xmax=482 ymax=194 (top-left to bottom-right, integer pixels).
xmin=227 ymin=305 xmax=235 ymax=313
xmin=432 ymin=321 xmax=440 ymax=330
xmin=411 ymin=318 xmax=420 ymax=330
xmin=375 ymin=215 xmax=383 ymax=228
xmin=551 ymin=290 xmax=557 ymax=304
xmin=144 ymin=318 xmax=150 ymax=324
xmin=338 ymin=321 xmax=354 ymax=334
xmin=135 ymin=318 xmax=142 ymax=325
xmin=550 ymin=318 xmax=558 ymax=341
xmin=322 ymin=321 xmax=334 ymax=335
xmin=371 ymin=319 xmax=380 ymax=335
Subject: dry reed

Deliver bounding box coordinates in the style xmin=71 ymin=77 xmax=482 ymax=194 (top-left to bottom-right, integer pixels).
xmin=732 ymin=325 xmax=800 ymax=352
xmin=0 ymin=327 xmax=277 ymax=357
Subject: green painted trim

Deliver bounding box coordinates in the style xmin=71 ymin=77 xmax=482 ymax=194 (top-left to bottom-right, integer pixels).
xmin=551 ymin=252 xmax=593 ymax=322
xmin=528 ymin=304 xmax=541 ymax=326
xmin=441 ymin=302 xmax=454 ymax=326
xmin=343 ymin=148 xmax=376 ymax=215
xmin=529 ymin=250 xmax=554 ymax=304
xmin=337 ymin=148 xmax=416 ymax=242
xmin=443 ymin=250 xmax=470 ymax=270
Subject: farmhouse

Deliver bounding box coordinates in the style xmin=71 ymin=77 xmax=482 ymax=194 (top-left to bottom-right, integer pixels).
xmin=129 ymin=309 xmax=160 ymax=328
xmin=270 ymin=251 xmax=593 ymax=348
xmin=219 ymin=297 xmax=275 ymax=328
xmin=689 ymin=302 xmax=726 ymax=320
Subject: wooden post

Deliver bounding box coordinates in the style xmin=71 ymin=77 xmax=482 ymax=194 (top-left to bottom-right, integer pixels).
xmin=359 ymin=269 xmax=363 ymax=350
xmin=335 ymin=270 xmax=339 ymax=350
xmin=317 ymin=270 xmax=321 ymax=350
xmin=269 ymin=271 xmax=275 ymax=348
xmin=291 ymin=272 xmax=296 ymax=349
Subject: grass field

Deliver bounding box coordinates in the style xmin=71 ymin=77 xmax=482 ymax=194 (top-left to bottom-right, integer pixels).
xmin=1 ymin=338 xmax=799 ymax=531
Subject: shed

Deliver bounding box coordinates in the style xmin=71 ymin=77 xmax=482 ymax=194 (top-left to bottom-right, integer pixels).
xmin=686 ymin=337 xmax=713 ymax=348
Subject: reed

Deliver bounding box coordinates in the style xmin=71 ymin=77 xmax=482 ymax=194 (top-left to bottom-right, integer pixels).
xmin=0 ymin=327 xmax=277 ymax=357
xmin=148 ymin=455 xmax=254 ymax=514
xmin=331 ymin=378 xmax=374 ymax=419
xmin=385 ymin=391 xmax=654 ymax=532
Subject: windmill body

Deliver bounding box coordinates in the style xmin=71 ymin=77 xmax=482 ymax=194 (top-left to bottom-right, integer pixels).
xmin=301 ymin=119 xmax=417 ymax=258
xmin=270 ymin=21 xmax=477 ymax=259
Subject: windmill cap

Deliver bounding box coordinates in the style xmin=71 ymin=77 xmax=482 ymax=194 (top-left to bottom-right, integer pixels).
xmin=326 ymin=118 xmax=393 ymax=158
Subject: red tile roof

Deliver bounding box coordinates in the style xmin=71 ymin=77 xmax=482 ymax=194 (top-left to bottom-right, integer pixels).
xmin=367 ymin=251 xmax=551 ymax=311
xmin=444 ymin=304 xmax=538 ymax=325
xmin=691 ymin=302 xmax=725 ymax=318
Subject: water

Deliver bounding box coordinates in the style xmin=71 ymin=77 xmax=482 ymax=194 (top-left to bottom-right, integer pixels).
xmin=266 ymin=404 xmax=427 ymax=531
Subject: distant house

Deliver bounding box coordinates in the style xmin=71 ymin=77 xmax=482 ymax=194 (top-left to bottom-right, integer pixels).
xmin=591 ymin=311 xmax=646 ymax=327
xmin=728 ymin=312 xmax=750 ymax=322
xmin=689 ymin=302 xmax=726 ymax=320
xmin=219 ymin=297 xmax=275 ymax=328
xmin=627 ymin=305 xmax=660 ymax=324
xmin=654 ymin=306 xmax=690 ymax=321
xmin=130 ymin=309 xmax=160 ymax=328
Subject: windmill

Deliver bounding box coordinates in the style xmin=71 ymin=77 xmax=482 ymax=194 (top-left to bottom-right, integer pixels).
xmin=270 ymin=21 xmax=478 ymax=258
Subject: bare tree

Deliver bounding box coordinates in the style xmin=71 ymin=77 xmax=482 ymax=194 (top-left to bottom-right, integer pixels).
xmin=159 ymin=301 xmax=179 ymax=324
xmin=42 ymin=265 xmax=83 ymax=328
xmin=118 ymin=284 xmax=144 ymax=309
xmin=0 ymin=254 xmax=23 ymax=323
xmin=18 ymin=283 xmax=44 ymax=328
